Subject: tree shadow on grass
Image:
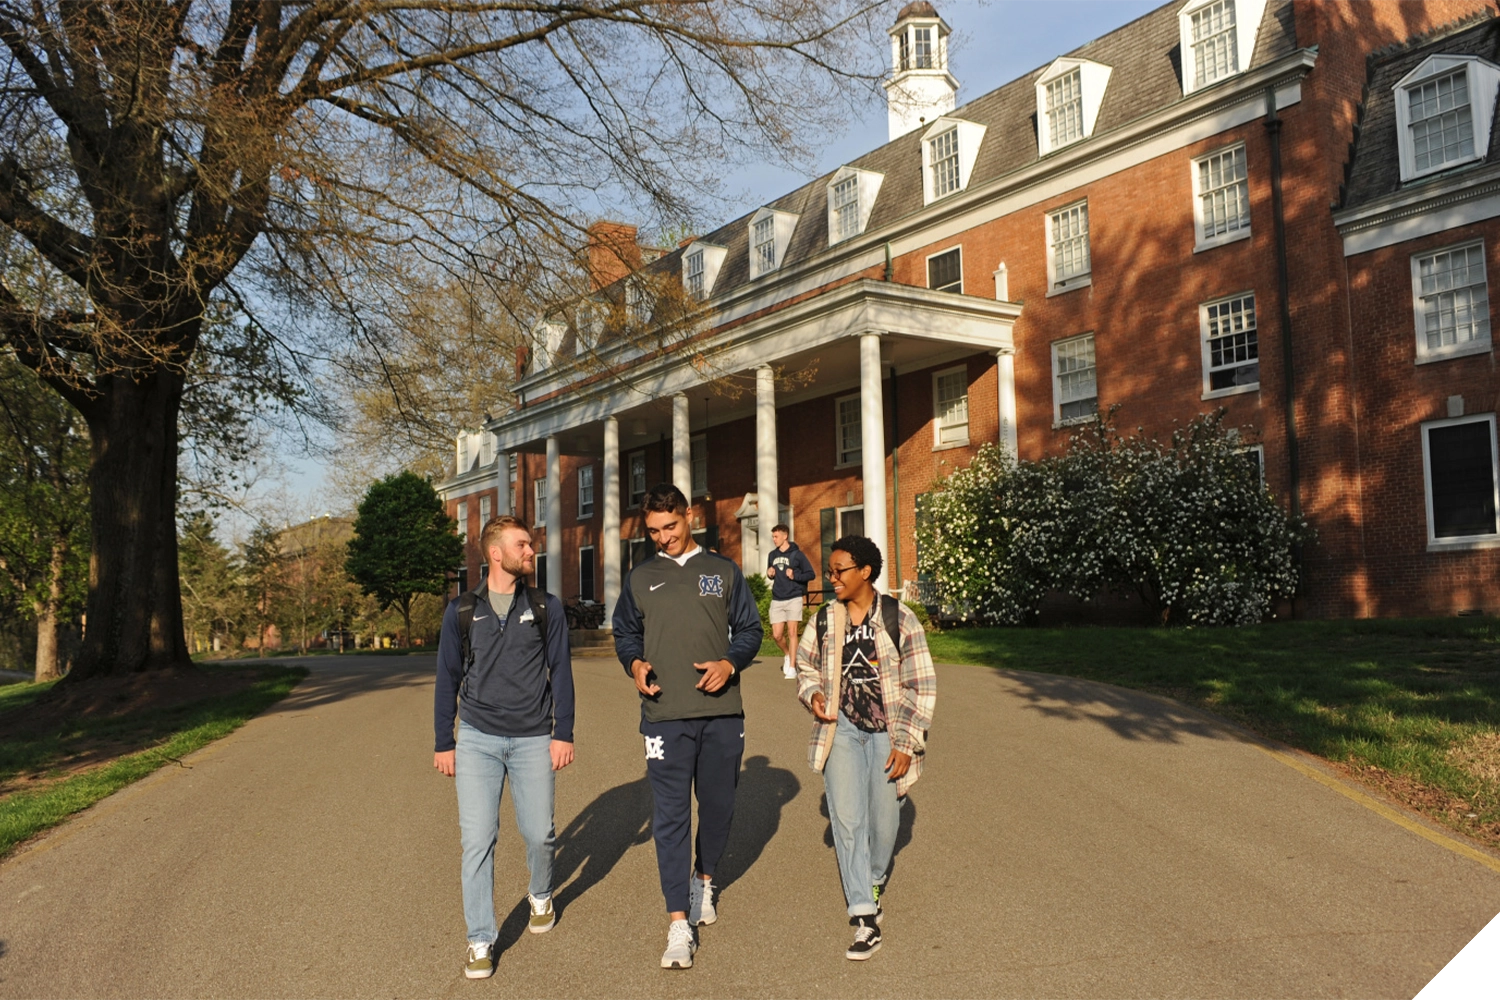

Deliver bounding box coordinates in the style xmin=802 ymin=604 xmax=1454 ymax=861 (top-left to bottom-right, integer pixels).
xmin=995 ymin=668 xmax=1252 ymax=745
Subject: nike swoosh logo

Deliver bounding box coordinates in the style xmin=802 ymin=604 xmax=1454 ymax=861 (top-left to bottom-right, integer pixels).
xmin=650 ymin=582 xmax=666 ymax=591
xmin=473 ymin=615 xmax=489 ymax=621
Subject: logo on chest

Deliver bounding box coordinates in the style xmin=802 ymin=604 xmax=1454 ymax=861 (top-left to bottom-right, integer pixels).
xmin=698 ymin=574 xmax=724 ymax=598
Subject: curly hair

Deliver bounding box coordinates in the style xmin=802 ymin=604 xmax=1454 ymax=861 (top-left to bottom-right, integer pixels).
xmin=830 ymin=534 xmax=882 ymax=582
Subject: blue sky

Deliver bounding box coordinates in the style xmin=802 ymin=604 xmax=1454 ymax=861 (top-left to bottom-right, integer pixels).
xmin=275 ymin=0 xmax=1163 ymax=513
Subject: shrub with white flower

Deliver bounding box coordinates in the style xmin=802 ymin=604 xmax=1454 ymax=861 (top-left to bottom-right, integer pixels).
xmin=915 ymin=410 xmax=1308 ymax=626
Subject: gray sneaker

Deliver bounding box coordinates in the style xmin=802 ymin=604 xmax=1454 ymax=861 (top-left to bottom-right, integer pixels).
xmin=465 ymin=940 xmax=495 ymax=979
xmin=689 ymin=876 xmax=717 ymax=926
xmin=661 ymin=919 xmax=696 ymax=969
xmin=528 ymin=893 xmax=555 ymax=934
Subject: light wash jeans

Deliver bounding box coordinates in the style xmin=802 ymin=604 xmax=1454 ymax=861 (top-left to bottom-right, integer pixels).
xmin=455 ymin=720 xmax=555 ymax=944
xmin=822 ymin=713 xmax=901 ymax=917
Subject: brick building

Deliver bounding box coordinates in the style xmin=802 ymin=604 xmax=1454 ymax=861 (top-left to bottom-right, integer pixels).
xmin=440 ymin=0 xmax=1500 ymax=621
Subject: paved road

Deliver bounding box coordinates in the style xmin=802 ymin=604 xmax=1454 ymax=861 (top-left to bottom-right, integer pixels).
xmin=1 ymin=653 xmax=1497 ymax=998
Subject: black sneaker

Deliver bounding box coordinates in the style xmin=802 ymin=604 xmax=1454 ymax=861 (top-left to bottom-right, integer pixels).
xmin=845 ymin=915 xmax=881 ymax=960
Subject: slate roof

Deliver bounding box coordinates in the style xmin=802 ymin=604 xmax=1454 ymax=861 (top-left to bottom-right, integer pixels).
xmin=1341 ymin=10 xmax=1500 ymax=210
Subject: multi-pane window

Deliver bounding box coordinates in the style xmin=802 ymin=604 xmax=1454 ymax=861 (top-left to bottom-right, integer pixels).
xmin=1197 ymin=145 xmax=1249 ymax=244
xmin=690 ymin=435 xmax=708 ymax=496
xmin=534 ymin=479 xmax=547 ymax=527
xmin=1049 ymin=202 xmax=1091 ymax=286
xmin=480 ymin=496 xmax=491 ymax=527
xmin=832 ymin=176 xmax=860 ymax=241
xmin=578 ymin=465 xmax=594 ymax=519
xmin=753 ymin=216 xmax=776 ymax=274
xmin=898 ymin=30 xmax=911 ymax=72
xmin=1053 ymin=335 xmax=1098 ymax=424
xmin=836 ymin=395 xmax=862 ymax=465
xmin=1203 ymin=293 xmax=1259 ymax=392
xmin=930 ymin=127 xmax=960 ymax=199
xmin=913 ymin=27 xmax=934 ymax=69
xmin=1191 ymin=0 xmax=1237 ymax=87
xmin=1414 ymin=242 xmax=1491 ymax=359
xmin=927 ymin=247 xmax=962 ymax=293
xmin=507 ymin=454 xmax=518 ymax=514
xmin=685 ymin=250 xmax=705 ymax=298
xmin=934 ymin=368 xmax=969 ymax=446
xmin=456 ymin=502 xmax=468 ymax=542
xmin=1409 ymin=70 xmax=1475 ymax=174
xmin=1046 ymin=70 xmax=1083 ymax=148
xmin=626 ymin=281 xmax=650 ymax=326
xmin=1423 ymin=416 xmax=1499 ymax=541
xmin=628 ymin=451 xmax=646 ymax=507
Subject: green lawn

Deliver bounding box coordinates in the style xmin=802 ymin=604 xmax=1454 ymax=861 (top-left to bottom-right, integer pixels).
xmin=0 ymin=665 xmax=306 ymax=859
xmin=925 ymin=619 xmax=1500 ymax=838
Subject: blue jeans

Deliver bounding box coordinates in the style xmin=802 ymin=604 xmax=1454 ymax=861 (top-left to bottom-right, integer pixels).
xmin=455 ymin=721 xmax=555 ymax=944
xmin=822 ymin=713 xmax=900 ymax=917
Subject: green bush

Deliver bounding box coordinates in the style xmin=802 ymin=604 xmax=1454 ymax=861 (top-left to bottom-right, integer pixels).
xmin=916 ymin=410 xmax=1309 ymax=627
xmin=746 ymin=570 xmax=772 ymax=633
xmin=903 ymin=599 xmax=932 ymax=630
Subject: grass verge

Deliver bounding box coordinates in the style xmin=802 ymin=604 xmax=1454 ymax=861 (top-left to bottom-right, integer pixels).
xmin=0 ymin=665 xmax=306 ymax=860
xmin=925 ymin=618 xmax=1500 ymax=847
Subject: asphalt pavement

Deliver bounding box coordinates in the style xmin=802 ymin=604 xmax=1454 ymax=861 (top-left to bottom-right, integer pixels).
xmin=1 ymin=652 xmax=1497 ymax=998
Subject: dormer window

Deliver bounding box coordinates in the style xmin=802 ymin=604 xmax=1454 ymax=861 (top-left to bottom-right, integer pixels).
xmin=1035 ymin=58 xmax=1112 ymax=154
xmin=1177 ymin=0 xmax=1267 ymax=94
xmin=826 ymin=167 xmax=884 ymax=245
xmin=748 ymin=207 xmax=798 ymax=279
xmin=1395 ymin=56 xmax=1500 ymax=182
xmin=920 ymin=117 xmax=987 ymax=205
xmin=681 ymin=241 xmax=728 ymax=300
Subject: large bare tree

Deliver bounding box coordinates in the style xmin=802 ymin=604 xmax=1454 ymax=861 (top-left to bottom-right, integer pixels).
xmin=0 ymin=1 xmax=883 ymax=679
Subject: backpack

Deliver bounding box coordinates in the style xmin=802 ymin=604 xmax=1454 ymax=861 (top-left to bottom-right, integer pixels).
xmin=457 ymin=583 xmax=551 ymax=678
xmin=815 ymin=594 xmax=902 ymax=655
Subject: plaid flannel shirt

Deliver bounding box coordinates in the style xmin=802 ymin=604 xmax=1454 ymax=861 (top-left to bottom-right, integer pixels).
xmin=795 ymin=596 xmax=936 ymax=797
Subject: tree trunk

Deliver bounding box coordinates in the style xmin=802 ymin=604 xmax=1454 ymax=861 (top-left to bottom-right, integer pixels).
xmin=33 ymin=537 xmax=67 ymax=683
xmin=67 ymin=368 xmax=192 ymax=680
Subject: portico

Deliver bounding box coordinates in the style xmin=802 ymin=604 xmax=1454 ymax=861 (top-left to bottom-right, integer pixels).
xmin=488 ymin=278 xmax=1021 ymax=622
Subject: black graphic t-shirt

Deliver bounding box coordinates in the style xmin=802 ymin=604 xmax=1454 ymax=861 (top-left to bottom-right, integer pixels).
xmin=839 ymin=618 xmax=886 ymax=733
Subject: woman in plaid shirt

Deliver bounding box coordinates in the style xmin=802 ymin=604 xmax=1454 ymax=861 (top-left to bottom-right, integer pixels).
xmin=795 ymin=535 xmax=936 ymax=960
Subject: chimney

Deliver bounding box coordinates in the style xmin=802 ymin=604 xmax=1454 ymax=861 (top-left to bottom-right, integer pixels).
xmin=585 ymin=220 xmax=642 ymax=291
xmin=883 ymin=1 xmax=958 ymax=141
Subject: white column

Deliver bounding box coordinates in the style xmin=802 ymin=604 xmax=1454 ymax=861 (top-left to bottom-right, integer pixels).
xmin=997 ymin=347 xmax=1018 ymax=462
xmin=672 ymin=392 xmax=691 ymax=499
xmin=495 ymin=450 xmax=512 ymax=515
xmin=545 ymin=435 xmax=562 ymax=594
xmin=859 ymin=333 xmax=889 ymax=594
xmin=755 ymin=365 xmax=778 ymax=557
xmin=602 ymin=416 xmax=621 ymax=625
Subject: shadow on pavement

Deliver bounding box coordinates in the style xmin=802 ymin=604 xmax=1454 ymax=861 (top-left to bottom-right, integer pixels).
xmin=817 ymin=791 xmax=918 ymax=857
xmin=263 ymin=659 xmax=434 ymax=715
xmin=997 ymin=669 xmax=1251 ymax=744
xmin=552 ymin=776 xmax=654 ymax=911
xmin=717 ymin=755 xmax=800 ymax=892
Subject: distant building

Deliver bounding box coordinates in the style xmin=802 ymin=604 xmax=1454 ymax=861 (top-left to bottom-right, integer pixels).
xmin=440 ymin=0 xmax=1500 ymax=621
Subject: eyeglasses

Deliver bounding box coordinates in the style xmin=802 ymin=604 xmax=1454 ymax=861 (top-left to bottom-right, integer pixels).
xmin=826 ymin=565 xmax=859 ymax=579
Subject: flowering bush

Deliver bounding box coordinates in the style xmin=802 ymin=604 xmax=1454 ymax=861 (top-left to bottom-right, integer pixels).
xmin=915 ymin=411 xmax=1308 ymax=626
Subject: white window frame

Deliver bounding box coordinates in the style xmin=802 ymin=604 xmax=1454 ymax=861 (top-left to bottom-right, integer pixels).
xmin=1035 ymin=58 xmax=1113 ymax=156
xmin=628 ymin=451 xmax=647 ymax=508
xmin=479 ymin=495 xmax=491 ymax=526
xmin=835 ymin=393 xmax=862 ymax=468
xmin=748 ymin=207 xmax=799 ymax=280
xmin=926 ymin=245 xmax=963 ymax=294
xmin=681 ymin=241 xmax=727 ymax=300
xmin=1178 ymin=0 xmax=1265 ymax=95
xmin=456 ymin=501 xmax=469 ymax=542
xmin=625 ymin=280 xmax=651 ymax=327
xmin=919 ymin=118 xmax=987 ymax=207
xmin=929 ymin=126 xmax=961 ymax=200
xmin=1051 ymin=333 xmax=1099 ymax=427
xmin=690 ymin=434 xmax=708 ymax=497
xmin=578 ymin=464 xmax=594 ymax=519
xmin=1200 ymin=292 xmax=1260 ymax=399
xmin=1046 ymin=69 xmax=1082 ymax=150
xmin=932 ymin=365 xmax=970 ymax=449
xmin=1411 ymin=239 xmax=1493 ymax=364
xmin=836 ymin=504 xmax=865 ymax=540
xmin=684 ymin=250 xmax=705 ymax=299
xmin=534 ymin=479 xmax=547 ymax=528
xmin=1046 ymin=200 xmax=1091 ymax=293
xmin=1192 ymin=143 xmax=1251 ymax=251
xmin=1421 ymin=413 xmax=1500 ymax=550
xmin=507 ymin=454 xmax=518 ymax=515
xmin=826 ymin=167 xmax=884 ymax=246
xmin=1394 ymin=56 xmax=1500 ymax=183
xmin=1238 ymin=444 xmax=1266 ymax=485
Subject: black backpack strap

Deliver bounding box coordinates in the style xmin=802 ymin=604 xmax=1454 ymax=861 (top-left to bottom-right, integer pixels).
xmin=526 ymin=585 xmax=551 ymax=668
xmin=457 ymin=587 xmax=482 ymax=683
xmin=815 ymin=603 xmax=829 ymax=648
xmin=879 ymin=594 xmax=902 ymax=655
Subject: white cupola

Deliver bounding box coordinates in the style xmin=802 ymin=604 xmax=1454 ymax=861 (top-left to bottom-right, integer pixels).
xmin=883 ymin=1 xmax=959 ymax=142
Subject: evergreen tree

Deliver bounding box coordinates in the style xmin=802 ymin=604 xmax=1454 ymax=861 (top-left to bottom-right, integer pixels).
xmin=346 ymin=472 xmax=463 ymax=647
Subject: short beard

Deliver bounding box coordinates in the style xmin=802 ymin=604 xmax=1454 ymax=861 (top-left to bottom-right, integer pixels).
xmin=500 ymin=554 xmax=533 ymax=578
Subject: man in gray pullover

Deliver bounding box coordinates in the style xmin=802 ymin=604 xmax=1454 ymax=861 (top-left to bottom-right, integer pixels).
xmin=612 ymin=483 xmax=762 ymax=970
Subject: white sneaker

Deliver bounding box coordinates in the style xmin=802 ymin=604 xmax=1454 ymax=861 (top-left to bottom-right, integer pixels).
xmin=661 ymin=919 xmax=696 ymax=969
xmin=689 ymin=875 xmax=717 ymax=925
xmin=782 ymin=655 xmax=795 ymax=679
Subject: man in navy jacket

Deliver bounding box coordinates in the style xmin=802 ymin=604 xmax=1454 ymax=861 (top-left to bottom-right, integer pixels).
xmin=613 ymin=483 xmax=762 ymax=970
xmin=433 ymin=515 xmax=574 ymax=980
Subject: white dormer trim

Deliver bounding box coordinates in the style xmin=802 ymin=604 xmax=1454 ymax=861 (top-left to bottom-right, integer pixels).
xmin=921 ymin=117 xmax=987 ymax=206
xmin=1178 ymin=0 xmax=1268 ymax=94
xmin=532 ymin=319 xmax=566 ymax=372
xmin=1036 ymin=58 xmax=1113 ymax=155
xmin=748 ymin=207 xmax=800 ymax=279
xmin=682 ymin=241 xmax=728 ymax=300
xmin=826 ymin=166 xmax=884 ymax=245
xmin=1395 ymin=54 xmax=1500 ymax=184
